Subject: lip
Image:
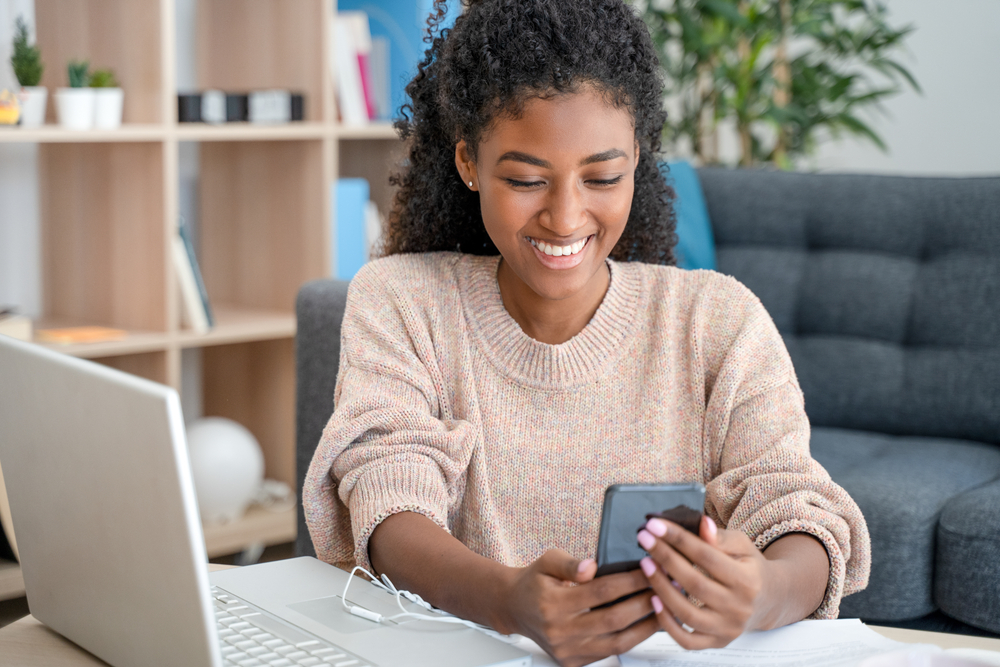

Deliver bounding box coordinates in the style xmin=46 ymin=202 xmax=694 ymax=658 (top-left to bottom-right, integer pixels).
xmin=527 ymin=235 xmax=593 ymax=270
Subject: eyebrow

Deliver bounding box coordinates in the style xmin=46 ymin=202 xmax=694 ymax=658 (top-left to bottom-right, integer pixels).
xmin=496 ymin=148 xmax=628 ymax=168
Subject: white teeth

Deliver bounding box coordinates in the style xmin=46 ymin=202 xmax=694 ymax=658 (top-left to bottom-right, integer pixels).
xmin=530 ymin=236 xmax=589 ymax=257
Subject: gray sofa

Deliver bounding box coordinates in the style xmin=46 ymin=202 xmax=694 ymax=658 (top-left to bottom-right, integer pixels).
xmin=295 ymin=168 xmax=1000 ymax=636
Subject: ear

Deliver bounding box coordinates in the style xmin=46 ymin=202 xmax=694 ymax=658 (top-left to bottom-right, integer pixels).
xmin=455 ymin=140 xmax=479 ymax=191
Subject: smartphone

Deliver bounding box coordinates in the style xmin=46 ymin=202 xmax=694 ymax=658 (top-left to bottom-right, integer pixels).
xmin=595 ymin=483 xmax=707 ymax=577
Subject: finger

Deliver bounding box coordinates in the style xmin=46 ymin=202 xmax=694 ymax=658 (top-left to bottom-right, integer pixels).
xmin=652 ymin=596 xmax=733 ymax=651
xmin=536 ymin=549 xmax=590 ymax=584
xmin=575 ymin=589 xmax=655 ymax=637
xmin=572 ymin=568 xmax=650 ymax=610
xmin=638 ymin=531 xmax=731 ymax=609
xmin=700 ymin=515 xmax=719 ymax=547
xmin=571 ymin=615 xmax=661 ymax=667
xmin=644 ymin=519 xmax=740 ymax=587
xmin=641 ymin=556 xmax=731 ymax=635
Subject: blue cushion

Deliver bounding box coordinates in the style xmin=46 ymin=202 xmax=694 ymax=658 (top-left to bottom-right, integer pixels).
xmin=664 ymin=162 xmax=716 ymax=271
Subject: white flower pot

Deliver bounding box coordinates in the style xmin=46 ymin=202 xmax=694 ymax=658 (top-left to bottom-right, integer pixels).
xmin=93 ymin=88 xmax=124 ymax=129
xmin=18 ymin=86 xmax=47 ymax=127
xmin=56 ymin=88 xmax=95 ymax=130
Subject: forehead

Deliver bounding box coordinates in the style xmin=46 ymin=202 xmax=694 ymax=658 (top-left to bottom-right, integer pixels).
xmin=478 ymin=88 xmax=635 ymax=163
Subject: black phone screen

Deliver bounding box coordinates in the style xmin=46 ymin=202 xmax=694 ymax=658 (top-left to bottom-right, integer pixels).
xmin=595 ymin=483 xmax=706 ymax=576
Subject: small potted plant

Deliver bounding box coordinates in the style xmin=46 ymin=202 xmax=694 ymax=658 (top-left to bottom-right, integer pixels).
xmin=10 ymin=16 xmax=45 ymax=127
xmin=90 ymin=68 xmax=123 ymax=129
xmin=56 ymin=59 xmax=94 ymax=129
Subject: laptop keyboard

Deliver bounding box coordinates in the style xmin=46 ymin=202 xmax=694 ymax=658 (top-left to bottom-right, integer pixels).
xmin=212 ymin=586 xmax=371 ymax=667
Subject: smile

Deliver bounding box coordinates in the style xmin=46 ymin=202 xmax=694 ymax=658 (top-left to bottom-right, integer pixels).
xmin=527 ymin=235 xmax=592 ymax=257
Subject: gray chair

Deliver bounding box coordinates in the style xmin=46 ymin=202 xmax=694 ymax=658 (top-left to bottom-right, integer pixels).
xmin=295 ymin=169 xmax=1000 ymax=635
xmin=295 ymin=279 xmax=350 ymax=559
xmin=701 ymin=168 xmax=1000 ymax=634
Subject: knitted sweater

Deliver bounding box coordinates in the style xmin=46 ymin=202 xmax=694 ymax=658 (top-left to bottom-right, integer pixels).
xmin=303 ymin=252 xmax=871 ymax=618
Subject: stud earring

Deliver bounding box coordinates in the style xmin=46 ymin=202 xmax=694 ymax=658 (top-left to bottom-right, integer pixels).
xmin=468 ymin=181 xmax=474 ymax=188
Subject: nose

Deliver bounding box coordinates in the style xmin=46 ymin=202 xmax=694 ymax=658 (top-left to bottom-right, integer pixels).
xmin=539 ymin=180 xmax=587 ymax=237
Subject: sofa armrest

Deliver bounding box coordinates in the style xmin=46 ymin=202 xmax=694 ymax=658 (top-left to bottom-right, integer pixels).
xmin=295 ymin=279 xmax=350 ymax=557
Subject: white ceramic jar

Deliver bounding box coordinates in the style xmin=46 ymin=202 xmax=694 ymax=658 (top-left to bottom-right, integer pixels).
xmin=56 ymin=88 xmax=95 ymax=130
xmin=93 ymin=87 xmax=124 ymax=129
xmin=18 ymin=86 xmax=47 ymax=127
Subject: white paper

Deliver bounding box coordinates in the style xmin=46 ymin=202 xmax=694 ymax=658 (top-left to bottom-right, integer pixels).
xmin=619 ymin=619 xmax=939 ymax=667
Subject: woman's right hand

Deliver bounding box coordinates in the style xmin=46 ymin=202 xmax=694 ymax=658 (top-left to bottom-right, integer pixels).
xmin=498 ymin=549 xmax=660 ymax=667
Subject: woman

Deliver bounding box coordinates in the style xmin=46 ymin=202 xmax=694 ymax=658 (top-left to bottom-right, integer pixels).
xmin=304 ymin=1 xmax=870 ymax=665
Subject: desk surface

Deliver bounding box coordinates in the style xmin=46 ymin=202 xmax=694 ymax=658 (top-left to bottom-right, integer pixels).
xmin=2 ymin=566 xmax=1000 ymax=667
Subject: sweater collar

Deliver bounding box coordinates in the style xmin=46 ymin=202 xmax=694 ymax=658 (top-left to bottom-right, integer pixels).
xmin=457 ymin=254 xmax=647 ymax=389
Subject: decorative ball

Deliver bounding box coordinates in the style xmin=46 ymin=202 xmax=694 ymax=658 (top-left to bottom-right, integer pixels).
xmin=186 ymin=417 xmax=264 ymax=524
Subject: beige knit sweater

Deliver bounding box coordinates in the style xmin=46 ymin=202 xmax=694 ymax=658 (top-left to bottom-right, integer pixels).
xmin=303 ymin=252 xmax=870 ymax=618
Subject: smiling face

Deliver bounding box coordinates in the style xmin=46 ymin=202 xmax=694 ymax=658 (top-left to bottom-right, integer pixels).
xmin=456 ymin=86 xmax=637 ymax=308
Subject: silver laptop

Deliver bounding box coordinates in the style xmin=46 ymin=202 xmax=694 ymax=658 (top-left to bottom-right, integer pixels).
xmin=0 ymin=335 xmax=529 ymax=667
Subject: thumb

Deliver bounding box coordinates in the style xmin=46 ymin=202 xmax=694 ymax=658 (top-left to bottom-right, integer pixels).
xmin=700 ymin=515 xmax=719 ymax=547
xmin=536 ymin=549 xmax=596 ymax=583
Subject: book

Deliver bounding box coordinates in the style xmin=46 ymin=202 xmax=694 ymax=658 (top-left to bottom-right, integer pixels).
xmin=334 ymin=178 xmax=371 ymax=280
xmin=35 ymin=326 xmax=128 ymax=344
xmin=337 ymin=0 xmax=461 ymax=119
xmin=173 ymin=231 xmax=210 ymax=334
xmin=333 ymin=13 xmax=370 ymax=126
xmin=177 ymin=223 xmax=214 ymax=327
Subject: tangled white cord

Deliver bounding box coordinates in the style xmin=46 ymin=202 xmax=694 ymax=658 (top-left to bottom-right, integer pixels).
xmin=340 ymin=566 xmax=513 ymax=642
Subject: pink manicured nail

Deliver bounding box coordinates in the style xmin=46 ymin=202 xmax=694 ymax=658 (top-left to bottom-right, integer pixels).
xmin=646 ymin=517 xmax=668 ymax=537
xmin=705 ymin=516 xmax=717 ymax=538
xmin=578 ymin=558 xmax=594 ymax=574
xmin=637 ymin=529 xmax=656 ymax=551
xmin=640 ymin=557 xmax=657 ymax=577
xmin=651 ymin=595 xmax=664 ymax=614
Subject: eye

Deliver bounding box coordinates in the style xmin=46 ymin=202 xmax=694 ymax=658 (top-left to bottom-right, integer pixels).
xmin=587 ymin=175 xmax=624 ymax=187
xmin=504 ymin=178 xmax=545 ymax=189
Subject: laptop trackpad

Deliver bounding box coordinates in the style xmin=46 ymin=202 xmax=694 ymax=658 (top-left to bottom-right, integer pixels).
xmin=288 ymin=587 xmax=464 ymax=636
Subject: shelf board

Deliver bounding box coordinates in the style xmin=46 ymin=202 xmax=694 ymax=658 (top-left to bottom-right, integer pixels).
xmin=0 ymin=122 xmax=399 ymax=143
xmin=203 ymin=504 xmax=296 ymax=558
xmin=336 ymin=122 xmax=398 ymax=140
xmin=0 ymin=124 xmax=166 ymax=143
xmin=34 ymin=325 xmax=172 ymax=359
xmin=177 ymin=305 xmax=296 ymax=348
xmin=0 ymin=559 xmax=25 ymax=602
xmin=175 ymin=122 xmax=330 ymax=142
xmin=33 ymin=306 xmax=296 ymax=359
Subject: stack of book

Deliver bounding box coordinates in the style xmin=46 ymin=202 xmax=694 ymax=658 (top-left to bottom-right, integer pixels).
xmin=334 ymin=178 xmax=382 ymax=281
xmin=333 ymin=11 xmax=388 ymax=125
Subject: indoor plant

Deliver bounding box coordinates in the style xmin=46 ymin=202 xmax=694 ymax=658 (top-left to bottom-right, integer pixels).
xmin=641 ymin=0 xmax=919 ymax=167
xmin=10 ymin=16 xmax=46 ymax=127
xmin=56 ymin=59 xmax=94 ymax=130
xmin=90 ymin=68 xmax=123 ymax=129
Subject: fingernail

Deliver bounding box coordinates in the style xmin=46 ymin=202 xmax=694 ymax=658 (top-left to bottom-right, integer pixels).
xmin=651 ymin=595 xmax=664 ymax=614
xmin=637 ymin=529 xmax=656 ymax=551
xmin=577 ymin=558 xmax=594 ymax=574
xmin=640 ymin=557 xmax=657 ymax=577
xmin=706 ymin=516 xmax=717 ymax=538
xmin=646 ymin=518 xmax=668 ymax=537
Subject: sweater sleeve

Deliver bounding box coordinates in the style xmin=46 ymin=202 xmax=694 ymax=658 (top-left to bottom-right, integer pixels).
xmin=698 ymin=276 xmax=871 ymax=619
xmin=302 ymin=260 xmax=474 ymax=570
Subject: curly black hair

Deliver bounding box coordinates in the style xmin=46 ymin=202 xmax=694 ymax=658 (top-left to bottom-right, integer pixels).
xmin=381 ymin=0 xmax=676 ymax=265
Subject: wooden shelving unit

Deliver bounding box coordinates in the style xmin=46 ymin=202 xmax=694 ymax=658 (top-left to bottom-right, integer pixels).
xmin=0 ymin=0 xmax=404 ymax=585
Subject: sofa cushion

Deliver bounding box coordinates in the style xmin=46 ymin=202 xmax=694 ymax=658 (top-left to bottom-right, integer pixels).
xmin=702 ymin=168 xmax=1000 ymax=446
xmin=295 ymin=279 xmax=351 ymax=558
xmin=809 ymin=427 xmax=1000 ymax=621
xmin=936 ymin=478 xmax=1000 ymax=633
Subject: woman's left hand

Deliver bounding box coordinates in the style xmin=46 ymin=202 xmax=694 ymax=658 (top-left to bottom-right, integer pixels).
xmin=636 ymin=516 xmax=790 ymax=649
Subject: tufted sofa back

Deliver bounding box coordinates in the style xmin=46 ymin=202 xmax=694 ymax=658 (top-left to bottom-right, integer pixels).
xmin=699 ymin=168 xmax=1000 ymax=445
